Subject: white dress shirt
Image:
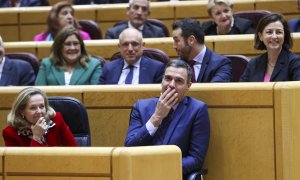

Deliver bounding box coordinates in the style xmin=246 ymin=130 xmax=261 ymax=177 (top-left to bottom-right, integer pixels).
xmin=118 ymin=58 xmax=141 ymax=85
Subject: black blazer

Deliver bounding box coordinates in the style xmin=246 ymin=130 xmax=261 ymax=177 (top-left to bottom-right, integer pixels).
xmin=239 ymin=49 xmax=300 ymax=82
xmin=202 ymin=17 xmax=255 ymax=35
xmin=105 ymin=21 xmax=166 ymax=39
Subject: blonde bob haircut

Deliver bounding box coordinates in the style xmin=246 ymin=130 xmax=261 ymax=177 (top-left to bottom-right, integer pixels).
xmin=207 ymin=0 xmax=233 ymax=16
xmin=7 ymin=87 xmax=56 ymax=130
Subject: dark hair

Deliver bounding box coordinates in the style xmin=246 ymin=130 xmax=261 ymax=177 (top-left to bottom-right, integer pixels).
xmin=172 ymin=18 xmax=205 ymax=44
xmin=254 ymin=13 xmax=292 ymax=50
xmin=50 ymin=26 xmax=90 ymax=69
xmin=45 ymin=1 xmax=80 ymax=39
xmin=165 ymin=59 xmax=193 ymax=83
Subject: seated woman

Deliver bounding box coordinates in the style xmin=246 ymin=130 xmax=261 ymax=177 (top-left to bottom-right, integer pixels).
xmin=202 ymin=0 xmax=255 ymax=35
xmin=35 ymin=26 xmax=102 ymax=85
xmin=2 ymin=87 xmax=77 ymax=146
xmin=240 ymin=13 xmax=300 ymax=82
xmin=34 ymin=1 xmax=91 ymax=41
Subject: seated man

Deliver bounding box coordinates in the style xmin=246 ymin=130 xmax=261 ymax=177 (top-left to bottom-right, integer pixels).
xmin=172 ymin=18 xmax=232 ymax=82
xmin=105 ymin=0 xmax=167 ymax=39
xmin=0 ymin=36 xmax=35 ymax=86
xmin=99 ymin=28 xmax=165 ymax=84
xmin=289 ymin=0 xmax=300 ymax=32
xmin=124 ymin=59 xmax=210 ymax=179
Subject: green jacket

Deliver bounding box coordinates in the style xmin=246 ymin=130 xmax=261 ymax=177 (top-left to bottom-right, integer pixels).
xmin=35 ymin=57 xmax=102 ymax=85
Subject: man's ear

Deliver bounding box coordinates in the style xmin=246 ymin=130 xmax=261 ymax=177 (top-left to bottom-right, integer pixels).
xmin=188 ymin=35 xmax=196 ymax=46
xmin=126 ymin=7 xmax=130 ymax=15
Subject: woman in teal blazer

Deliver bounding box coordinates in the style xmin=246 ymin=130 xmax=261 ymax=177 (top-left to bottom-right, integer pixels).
xmin=35 ymin=26 xmax=102 ymax=85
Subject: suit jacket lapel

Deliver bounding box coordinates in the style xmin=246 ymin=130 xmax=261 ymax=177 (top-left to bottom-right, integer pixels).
xmin=197 ymin=49 xmax=210 ymax=82
xmin=51 ymin=65 xmax=65 ymax=85
xmin=163 ymin=97 xmax=188 ymax=144
xmin=113 ymin=59 xmax=124 ymax=83
xmin=271 ymin=50 xmax=287 ymax=81
xmin=139 ymin=56 xmax=148 ymax=83
xmin=69 ymin=64 xmax=86 ymax=85
xmin=0 ymin=58 xmax=13 ymax=86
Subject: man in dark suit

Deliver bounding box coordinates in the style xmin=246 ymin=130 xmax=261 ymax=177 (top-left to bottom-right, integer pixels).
xmin=172 ymin=18 xmax=232 ymax=82
xmin=289 ymin=0 xmax=300 ymax=32
xmin=105 ymin=0 xmax=166 ymax=39
xmin=99 ymin=28 xmax=165 ymax=84
xmin=0 ymin=36 xmax=35 ymax=86
xmin=125 ymin=59 xmax=210 ymax=179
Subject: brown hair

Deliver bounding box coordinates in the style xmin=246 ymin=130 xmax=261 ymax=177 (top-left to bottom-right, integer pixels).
xmin=45 ymin=1 xmax=80 ymax=39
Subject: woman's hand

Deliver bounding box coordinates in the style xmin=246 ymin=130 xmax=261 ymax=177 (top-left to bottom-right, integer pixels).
xmin=31 ymin=117 xmax=48 ymax=143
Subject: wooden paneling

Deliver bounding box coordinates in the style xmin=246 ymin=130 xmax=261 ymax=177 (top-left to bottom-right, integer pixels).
xmin=112 ymin=146 xmax=182 ymax=180
xmin=274 ymin=82 xmax=300 ymax=180
xmin=205 ymin=108 xmax=275 ymax=180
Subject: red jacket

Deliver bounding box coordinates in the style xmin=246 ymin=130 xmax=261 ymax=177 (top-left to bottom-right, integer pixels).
xmin=2 ymin=112 xmax=77 ymax=147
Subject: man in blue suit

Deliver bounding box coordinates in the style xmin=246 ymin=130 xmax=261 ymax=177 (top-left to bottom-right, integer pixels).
xmin=125 ymin=59 xmax=210 ymax=179
xmin=99 ymin=28 xmax=165 ymax=84
xmin=0 ymin=36 xmax=35 ymax=86
xmin=105 ymin=0 xmax=166 ymax=39
xmin=172 ymin=18 xmax=232 ymax=82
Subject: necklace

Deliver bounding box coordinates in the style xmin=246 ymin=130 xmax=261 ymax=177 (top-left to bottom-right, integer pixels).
xmin=268 ymin=62 xmax=275 ymax=68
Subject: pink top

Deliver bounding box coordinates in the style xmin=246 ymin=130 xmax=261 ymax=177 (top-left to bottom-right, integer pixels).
xmin=264 ymin=74 xmax=271 ymax=82
xmin=33 ymin=30 xmax=91 ymax=41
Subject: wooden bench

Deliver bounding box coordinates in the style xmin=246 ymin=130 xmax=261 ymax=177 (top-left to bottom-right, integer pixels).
xmin=4 ymin=33 xmax=300 ymax=60
xmin=0 ymin=0 xmax=297 ymax=41
xmin=1 ymin=82 xmax=300 ymax=180
xmin=3 ymin=146 xmax=181 ymax=180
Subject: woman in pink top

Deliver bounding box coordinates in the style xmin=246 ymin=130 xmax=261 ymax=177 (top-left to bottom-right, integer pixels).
xmin=34 ymin=1 xmax=91 ymax=41
xmin=240 ymin=13 xmax=300 ymax=82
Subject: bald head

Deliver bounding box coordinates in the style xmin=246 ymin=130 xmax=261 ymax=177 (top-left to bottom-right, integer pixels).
xmin=118 ymin=28 xmax=145 ymax=64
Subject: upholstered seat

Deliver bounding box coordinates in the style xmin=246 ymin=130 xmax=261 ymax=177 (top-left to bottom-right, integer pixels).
xmin=225 ymin=54 xmax=250 ymax=82
xmin=234 ymin=10 xmax=272 ymax=29
xmin=78 ymin=19 xmax=102 ymax=39
xmin=48 ymin=96 xmax=91 ymax=146
xmin=5 ymin=52 xmax=40 ymax=75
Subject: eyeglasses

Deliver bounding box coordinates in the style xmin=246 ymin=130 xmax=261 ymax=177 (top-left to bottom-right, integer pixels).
xmin=64 ymin=41 xmax=80 ymax=47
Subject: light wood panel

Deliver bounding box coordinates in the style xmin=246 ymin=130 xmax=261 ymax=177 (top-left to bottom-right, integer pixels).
xmin=112 ymin=146 xmax=182 ymax=180
xmin=274 ymin=82 xmax=300 ymax=180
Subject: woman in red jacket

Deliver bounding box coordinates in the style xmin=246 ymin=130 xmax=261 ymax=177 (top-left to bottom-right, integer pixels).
xmin=2 ymin=87 xmax=77 ymax=146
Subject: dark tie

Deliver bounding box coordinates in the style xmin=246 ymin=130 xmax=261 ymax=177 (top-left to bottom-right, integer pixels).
xmin=188 ymin=60 xmax=196 ymax=82
xmin=125 ymin=65 xmax=134 ymax=84
xmin=153 ymin=109 xmax=174 ymax=145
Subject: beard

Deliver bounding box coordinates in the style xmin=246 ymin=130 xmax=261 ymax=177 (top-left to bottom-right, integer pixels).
xmin=179 ymin=45 xmax=192 ymax=62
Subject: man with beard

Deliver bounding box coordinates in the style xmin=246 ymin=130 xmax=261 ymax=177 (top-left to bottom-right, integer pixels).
xmin=124 ymin=59 xmax=210 ymax=179
xmin=0 ymin=36 xmax=35 ymax=86
xmin=99 ymin=28 xmax=165 ymax=84
xmin=172 ymin=18 xmax=232 ymax=82
xmin=105 ymin=0 xmax=167 ymax=39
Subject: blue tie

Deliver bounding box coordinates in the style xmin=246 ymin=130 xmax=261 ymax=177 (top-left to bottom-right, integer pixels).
xmin=125 ymin=65 xmax=134 ymax=84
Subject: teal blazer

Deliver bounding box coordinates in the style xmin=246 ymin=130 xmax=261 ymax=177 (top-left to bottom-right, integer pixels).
xmin=35 ymin=57 xmax=102 ymax=85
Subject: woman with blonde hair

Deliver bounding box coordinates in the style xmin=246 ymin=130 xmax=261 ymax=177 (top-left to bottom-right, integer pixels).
xmin=2 ymin=87 xmax=77 ymax=146
xmin=202 ymin=0 xmax=255 ymax=35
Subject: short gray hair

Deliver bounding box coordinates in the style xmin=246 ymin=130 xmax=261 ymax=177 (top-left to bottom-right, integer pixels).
xmin=207 ymin=0 xmax=233 ymax=15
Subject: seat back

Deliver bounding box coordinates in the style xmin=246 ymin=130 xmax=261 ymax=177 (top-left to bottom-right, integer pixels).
xmin=113 ymin=19 xmax=169 ymax=37
xmin=111 ymin=48 xmax=170 ymax=64
xmin=225 ymin=55 xmax=249 ymax=82
xmin=5 ymin=52 xmax=40 ymax=75
xmin=78 ymin=19 xmax=102 ymax=39
xmin=48 ymin=96 xmax=91 ymax=146
xmin=234 ymin=10 xmax=272 ymax=29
